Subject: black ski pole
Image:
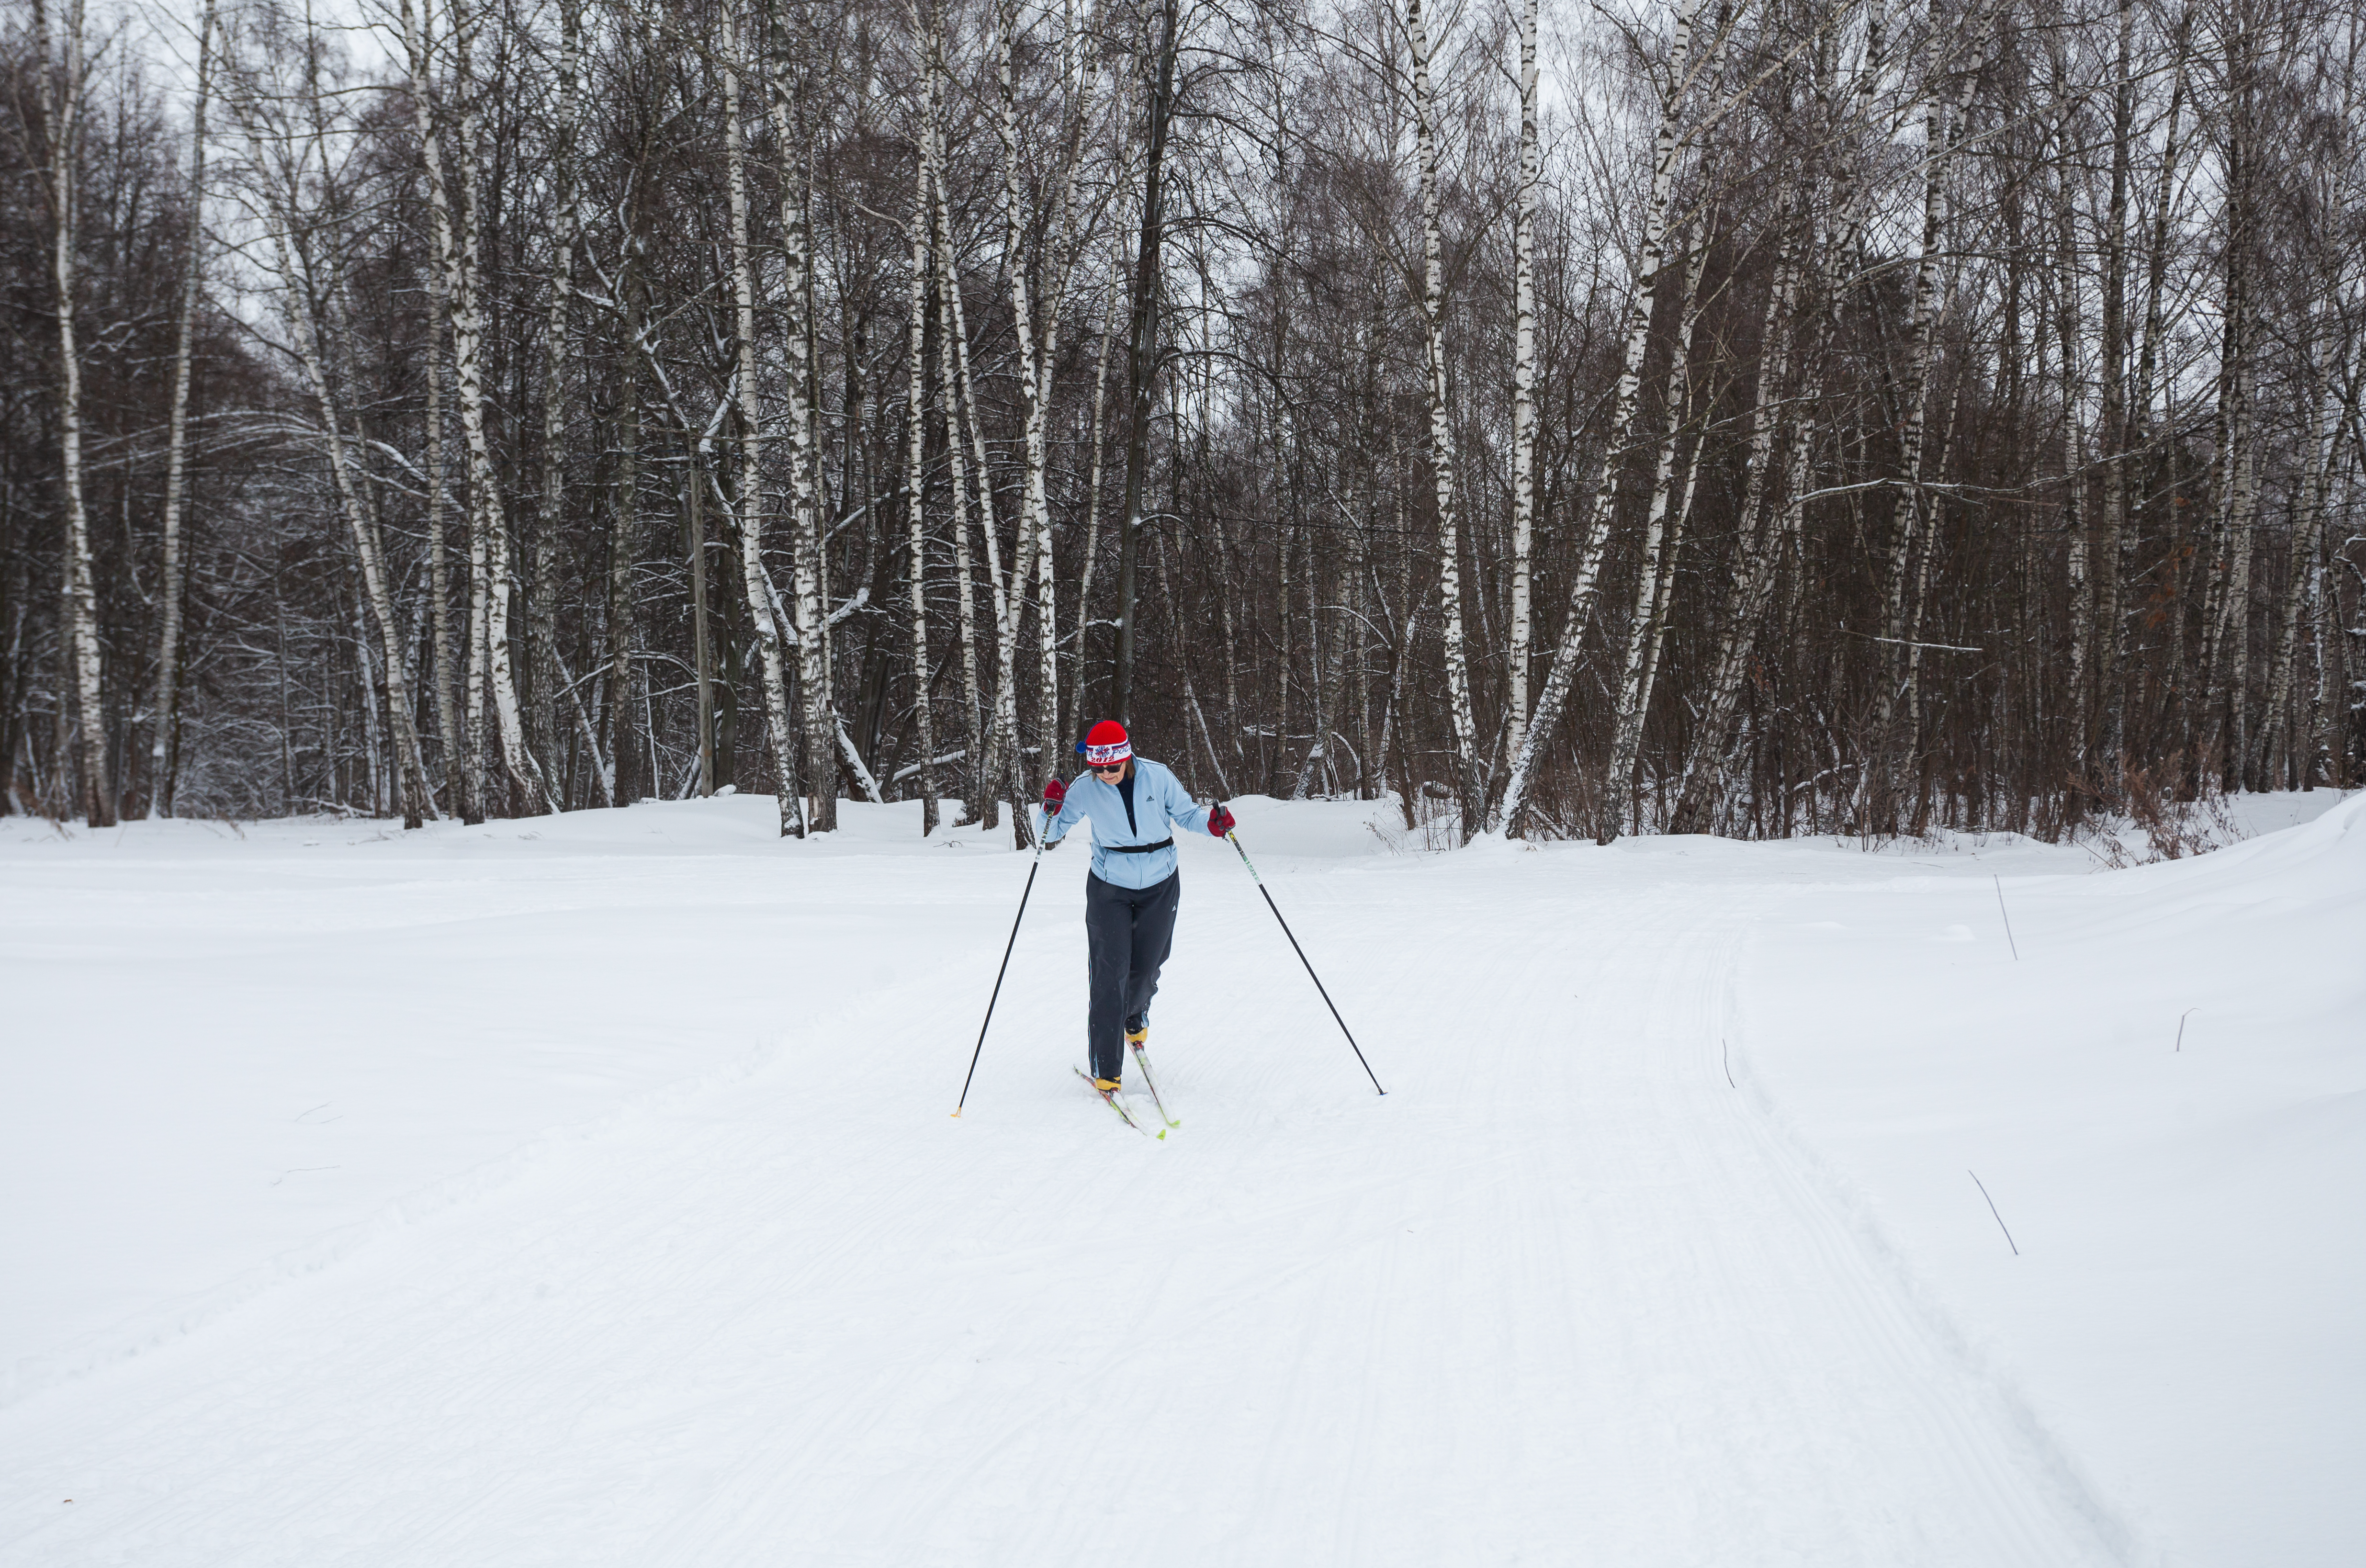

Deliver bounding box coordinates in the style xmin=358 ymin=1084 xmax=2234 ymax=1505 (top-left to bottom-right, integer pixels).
xmin=953 ymin=811 xmax=1048 ymax=1117
xmin=1220 ymin=814 xmax=1386 ymax=1096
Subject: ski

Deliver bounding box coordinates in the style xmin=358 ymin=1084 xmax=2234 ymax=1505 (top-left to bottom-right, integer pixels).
xmin=1075 ymin=1067 xmax=1163 ymax=1139
xmin=1128 ymin=1045 xmax=1181 ymax=1128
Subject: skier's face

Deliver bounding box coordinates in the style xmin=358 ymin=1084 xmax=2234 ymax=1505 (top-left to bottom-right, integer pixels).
xmin=1090 ymin=761 xmax=1127 ymax=781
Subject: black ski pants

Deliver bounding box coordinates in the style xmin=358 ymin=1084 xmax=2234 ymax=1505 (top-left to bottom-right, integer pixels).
xmin=1085 ymin=869 xmax=1180 ymax=1082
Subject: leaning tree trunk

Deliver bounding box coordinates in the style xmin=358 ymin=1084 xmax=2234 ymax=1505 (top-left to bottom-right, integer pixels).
xmin=244 ymin=121 xmax=433 ymax=828
xmin=1601 ymin=236 xmax=1710 ymax=839
xmin=1497 ymin=0 xmax=1706 ymax=839
xmin=1669 ymin=222 xmax=1802 ymax=834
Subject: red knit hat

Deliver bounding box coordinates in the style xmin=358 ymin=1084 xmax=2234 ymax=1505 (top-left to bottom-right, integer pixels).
xmin=1081 ymin=720 xmax=1132 ymax=767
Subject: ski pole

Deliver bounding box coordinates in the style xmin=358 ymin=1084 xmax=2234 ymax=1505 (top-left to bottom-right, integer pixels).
xmin=1220 ymin=814 xmax=1386 ymax=1096
xmin=953 ymin=810 xmax=1047 ymax=1117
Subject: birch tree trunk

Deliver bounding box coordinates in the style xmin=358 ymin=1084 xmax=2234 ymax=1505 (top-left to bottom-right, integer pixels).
xmin=1507 ymin=0 xmax=1540 ymax=748
xmin=1407 ymin=0 xmax=1484 ymax=840
xmin=1497 ymin=0 xmax=1704 ymax=839
xmin=771 ymin=0 xmax=835 ymax=832
xmin=34 ymin=0 xmax=113 ymax=826
xmin=401 ymin=0 xmax=545 ymax=814
xmin=723 ymin=2 xmax=801 ymax=837
xmin=904 ymin=198 xmax=939 ymax=835
xmin=145 ymin=0 xmax=215 ymax=818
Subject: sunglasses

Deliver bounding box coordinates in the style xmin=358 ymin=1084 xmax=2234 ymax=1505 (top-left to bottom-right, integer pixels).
xmin=1089 ymin=761 xmax=1126 ymax=775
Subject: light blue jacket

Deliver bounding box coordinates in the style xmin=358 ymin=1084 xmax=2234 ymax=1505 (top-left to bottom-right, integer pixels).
xmin=1042 ymin=756 xmax=1215 ymax=889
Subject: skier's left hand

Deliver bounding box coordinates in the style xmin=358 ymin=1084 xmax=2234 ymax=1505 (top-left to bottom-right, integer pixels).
xmin=1207 ymin=802 xmax=1236 ymax=837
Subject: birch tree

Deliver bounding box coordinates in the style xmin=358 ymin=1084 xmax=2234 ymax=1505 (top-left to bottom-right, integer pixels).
xmin=32 ymin=0 xmax=112 ymax=825
xmin=770 ymin=0 xmax=835 ymax=832
xmin=1506 ymin=0 xmax=1541 ymax=749
xmin=400 ymin=0 xmax=545 ymax=814
xmin=723 ymin=0 xmax=801 ymax=835
xmin=1405 ymin=0 xmax=1483 ymax=837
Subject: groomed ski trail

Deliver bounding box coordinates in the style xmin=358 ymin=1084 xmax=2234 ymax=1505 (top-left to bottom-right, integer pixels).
xmin=0 ymin=848 xmax=2126 ymax=1567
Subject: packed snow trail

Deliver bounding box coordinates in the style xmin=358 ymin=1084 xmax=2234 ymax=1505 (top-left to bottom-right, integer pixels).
xmin=0 ymin=802 xmax=2141 ymax=1567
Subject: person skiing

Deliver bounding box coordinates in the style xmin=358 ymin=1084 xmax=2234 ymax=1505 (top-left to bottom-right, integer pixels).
xmin=1040 ymin=720 xmax=1234 ymax=1101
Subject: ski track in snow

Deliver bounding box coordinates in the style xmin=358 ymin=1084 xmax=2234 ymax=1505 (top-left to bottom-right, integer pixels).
xmin=11 ymin=794 xmax=2347 ymax=1565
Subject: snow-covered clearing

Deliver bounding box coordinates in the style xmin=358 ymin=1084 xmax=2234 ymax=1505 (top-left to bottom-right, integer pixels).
xmin=3 ymin=790 xmax=2358 ymax=1566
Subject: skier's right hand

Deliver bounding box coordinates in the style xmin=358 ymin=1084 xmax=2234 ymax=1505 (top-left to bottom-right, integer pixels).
xmin=1042 ymin=778 xmax=1066 ymax=817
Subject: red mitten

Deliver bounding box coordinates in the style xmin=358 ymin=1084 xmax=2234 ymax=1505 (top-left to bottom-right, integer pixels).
xmin=1042 ymin=778 xmax=1067 ymax=816
xmin=1207 ymin=803 xmax=1235 ymax=837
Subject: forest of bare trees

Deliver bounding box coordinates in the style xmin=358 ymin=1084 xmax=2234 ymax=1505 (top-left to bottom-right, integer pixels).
xmin=5 ymin=0 xmax=2360 ymax=843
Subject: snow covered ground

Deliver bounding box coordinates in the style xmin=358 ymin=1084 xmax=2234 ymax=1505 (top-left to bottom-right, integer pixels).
xmin=2 ymin=788 xmax=2357 ymax=1565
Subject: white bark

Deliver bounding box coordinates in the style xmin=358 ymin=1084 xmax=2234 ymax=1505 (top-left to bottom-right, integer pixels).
xmin=34 ymin=0 xmax=112 ymax=826
xmin=722 ymin=3 xmax=800 ymax=835
xmin=1507 ymin=0 xmax=1541 ymax=748
xmin=769 ymin=0 xmax=835 ymax=831
xmin=904 ymin=187 xmax=939 ymax=835
xmin=1407 ymin=0 xmax=1483 ymax=837
xmin=400 ymin=0 xmax=545 ymax=813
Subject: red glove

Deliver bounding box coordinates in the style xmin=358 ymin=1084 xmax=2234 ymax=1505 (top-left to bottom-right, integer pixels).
xmin=1207 ymin=802 xmax=1235 ymax=837
xmin=1042 ymin=778 xmax=1066 ymax=816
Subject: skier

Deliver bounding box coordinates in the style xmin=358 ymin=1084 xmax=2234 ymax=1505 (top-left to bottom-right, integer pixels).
xmin=1040 ymin=720 xmax=1234 ymax=1100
